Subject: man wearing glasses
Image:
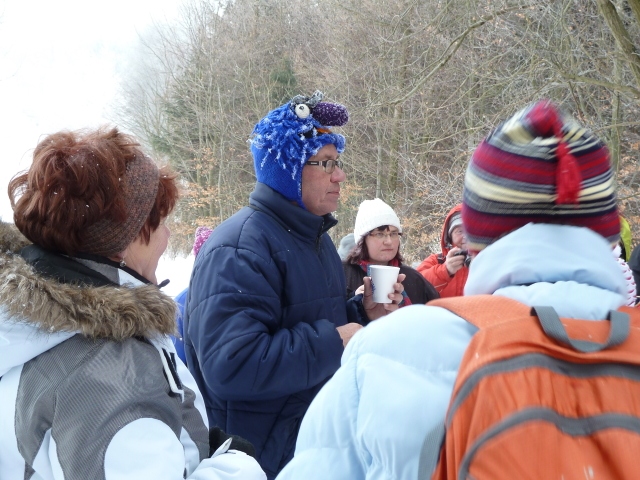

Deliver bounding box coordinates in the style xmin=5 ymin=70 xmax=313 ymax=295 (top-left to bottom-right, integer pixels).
xmin=182 ymin=92 xmax=404 ymax=480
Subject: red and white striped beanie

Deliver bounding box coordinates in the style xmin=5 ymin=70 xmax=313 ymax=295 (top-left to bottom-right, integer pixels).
xmin=462 ymin=100 xmax=619 ymax=252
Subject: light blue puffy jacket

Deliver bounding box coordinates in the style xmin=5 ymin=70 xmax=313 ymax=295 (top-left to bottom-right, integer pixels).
xmin=277 ymin=223 xmax=628 ymax=480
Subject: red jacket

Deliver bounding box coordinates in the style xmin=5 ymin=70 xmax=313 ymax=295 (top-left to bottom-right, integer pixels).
xmin=416 ymin=204 xmax=469 ymax=298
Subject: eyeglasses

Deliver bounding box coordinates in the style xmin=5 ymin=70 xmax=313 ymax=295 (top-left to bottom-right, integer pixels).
xmin=306 ymin=159 xmax=344 ymax=174
xmin=368 ymin=231 xmax=402 ymax=240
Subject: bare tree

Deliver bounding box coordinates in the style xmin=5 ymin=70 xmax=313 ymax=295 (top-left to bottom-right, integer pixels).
xmin=115 ymin=0 xmax=640 ymax=261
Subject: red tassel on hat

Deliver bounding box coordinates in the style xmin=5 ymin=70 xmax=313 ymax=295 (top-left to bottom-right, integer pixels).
xmin=527 ymin=100 xmax=581 ymax=203
xmin=527 ymin=100 xmax=557 ymax=137
xmin=555 ymin=141 xmax=581 ymax=204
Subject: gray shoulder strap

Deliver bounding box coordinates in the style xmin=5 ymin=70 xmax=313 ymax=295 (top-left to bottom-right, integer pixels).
xmin=532 ymin=306 xmax=629 ymax=353
xmin=417 ymin=422 xmax=446 ymax=479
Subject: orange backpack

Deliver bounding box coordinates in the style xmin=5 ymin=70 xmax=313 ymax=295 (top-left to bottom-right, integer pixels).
xmin=418 ymin=295 xmax=640 ymax=480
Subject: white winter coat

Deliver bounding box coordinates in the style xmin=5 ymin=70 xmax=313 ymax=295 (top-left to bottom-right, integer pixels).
xmin=0 ymin=222 xmax=265 ymax=480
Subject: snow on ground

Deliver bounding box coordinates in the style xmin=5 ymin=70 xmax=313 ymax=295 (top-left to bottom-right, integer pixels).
xmin=157 ymin=254 xmax=195 ymax=298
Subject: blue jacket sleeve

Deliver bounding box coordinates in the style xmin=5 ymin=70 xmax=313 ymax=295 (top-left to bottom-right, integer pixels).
xmin=186 ymin=245 xmax=344 ymax=402
xmin=172 ymin=288 xmax=188 ymax=363
xmin=346 ymin=294 xmax=368 ymax=325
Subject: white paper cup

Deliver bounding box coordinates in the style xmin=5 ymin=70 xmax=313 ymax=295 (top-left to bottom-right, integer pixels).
xmin=369 ymin=265 xmax=400 ymax=304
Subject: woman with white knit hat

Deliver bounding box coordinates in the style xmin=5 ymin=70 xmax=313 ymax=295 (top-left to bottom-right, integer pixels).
xmin=343 ymin=198 xmax=439 ymax=306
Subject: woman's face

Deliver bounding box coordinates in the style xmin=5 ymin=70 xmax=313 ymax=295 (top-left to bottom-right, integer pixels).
xmin=450 ymin=225 xmax=467 ymax=250
xmin=124 ymin=222 xmax=171 ymax=284
xmin=364 ymin=226 xmax=401 ymax=265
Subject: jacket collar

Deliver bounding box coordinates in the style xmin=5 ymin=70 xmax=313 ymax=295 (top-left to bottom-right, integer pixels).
xmin=465 ymin=223 xmax=626 ymax=319
xmin=20 ymin=245 xmax=153 ymax=288
xmin=0 ymin=221 xmax=177 ymax=341
xmin=250 ymin=182 xmax=338 ymax=241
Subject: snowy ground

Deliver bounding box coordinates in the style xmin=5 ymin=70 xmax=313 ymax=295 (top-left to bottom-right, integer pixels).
xmin=156 ymin=254 xmax=195 ymax=298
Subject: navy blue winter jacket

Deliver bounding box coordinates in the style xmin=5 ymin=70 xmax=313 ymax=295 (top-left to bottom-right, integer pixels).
xmin=183 ymin=182 xmax=361 ymax=479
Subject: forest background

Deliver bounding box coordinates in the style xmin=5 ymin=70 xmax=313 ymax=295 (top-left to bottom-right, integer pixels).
xmin=117 ymin=0 xmax=640 ymax=265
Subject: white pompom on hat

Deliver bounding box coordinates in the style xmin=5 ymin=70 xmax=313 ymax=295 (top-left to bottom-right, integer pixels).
xmin=353 ymin=198 xmax=402 ymax=245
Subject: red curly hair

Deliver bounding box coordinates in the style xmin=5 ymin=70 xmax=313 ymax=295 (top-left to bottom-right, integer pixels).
xmin=9 ymin=127 xmax=178 ymax=256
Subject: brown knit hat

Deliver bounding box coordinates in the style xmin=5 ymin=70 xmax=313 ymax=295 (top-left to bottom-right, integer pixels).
xmin=81 ymin=154 xmax=160 ymax=257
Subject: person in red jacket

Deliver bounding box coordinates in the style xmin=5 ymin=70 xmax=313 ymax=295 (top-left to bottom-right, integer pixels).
xmin=416 ymin=204 xmax=469 ymax=297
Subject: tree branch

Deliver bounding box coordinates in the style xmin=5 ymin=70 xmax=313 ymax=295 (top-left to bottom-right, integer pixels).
xmin=625 ymin=0 xmax=640 ymax=36
xmin=595 ymin=0 xmax=640 ymax=88
xmin=384 ymin=3 xmax=535 ymax=106
xmin=554 ymin=70 xmax=640 ymax=98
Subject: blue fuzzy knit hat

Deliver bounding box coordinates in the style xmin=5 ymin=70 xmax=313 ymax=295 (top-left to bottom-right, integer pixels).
xmin=250 ymin=91 xmax=349 ymax=208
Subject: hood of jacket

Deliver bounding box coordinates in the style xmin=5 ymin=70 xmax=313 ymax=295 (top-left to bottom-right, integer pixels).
xmin=465 ymin=223 xmax=627 ymax=319
xmin=0 ymin=221 xmax=178 ymax=376
xmin=439 ymin=204 xmax=463 ymax=255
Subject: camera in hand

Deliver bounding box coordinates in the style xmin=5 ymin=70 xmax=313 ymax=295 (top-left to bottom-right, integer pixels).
xmin=455 ymin=249 xmax=471 ymax=267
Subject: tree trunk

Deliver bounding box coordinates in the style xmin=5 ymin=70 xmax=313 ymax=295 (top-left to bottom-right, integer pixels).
xmin=595 ymin=0 xmax=640 ymax=88
xmin=610 ymin=55 xmax=623 ymax=174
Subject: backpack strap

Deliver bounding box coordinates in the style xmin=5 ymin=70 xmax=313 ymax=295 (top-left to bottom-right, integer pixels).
xmin=431 ymin=296 xmax=633 ymax=353
xmin=418 ymin=422 xmax=446 ymax=480
xmin=532 ymin=306 xmax=630 ymax=353
xmin=418 ymin=295 xmax=530 ymax=478
xmin=419 ymin=296 xmax=632 ymax=478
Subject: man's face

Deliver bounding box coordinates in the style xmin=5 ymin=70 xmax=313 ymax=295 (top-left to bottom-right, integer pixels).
xmin=301 ymin=144 xmax=346 ymax=216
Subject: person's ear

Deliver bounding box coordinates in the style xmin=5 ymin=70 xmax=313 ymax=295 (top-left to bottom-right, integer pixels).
xmin=110 ymin=247 xmax=129 ymax=266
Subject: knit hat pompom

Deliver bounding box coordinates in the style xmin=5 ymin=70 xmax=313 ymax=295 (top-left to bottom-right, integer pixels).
xmin=462 ymin=99 xmax=619 ymax=252
xmin=354 ymin=198 xmax=402 ymax=245
xmin=250 ymin=91 xmax=348 ymax=208
xmin=312 ymin=102 xmax=349 ymax=127
xmin=526 ymin=100 xmax=582 ymax=204
xmin=192 ymin=226 xmax=213 ymax=257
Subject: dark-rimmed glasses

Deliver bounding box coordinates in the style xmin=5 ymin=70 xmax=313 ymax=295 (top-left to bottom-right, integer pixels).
xmin=368 ymin=231 xmax=402 ymax=240
xmin=306 ymin=159 xmax=344 ymax=174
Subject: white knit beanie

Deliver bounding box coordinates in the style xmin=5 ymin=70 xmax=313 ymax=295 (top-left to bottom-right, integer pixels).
xmin=353 ymin=198 xmax=402 ymax=245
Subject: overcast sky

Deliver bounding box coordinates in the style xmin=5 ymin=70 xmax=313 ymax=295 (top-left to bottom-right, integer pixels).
xmin=0 ymin=0 xmax=194 ymax=295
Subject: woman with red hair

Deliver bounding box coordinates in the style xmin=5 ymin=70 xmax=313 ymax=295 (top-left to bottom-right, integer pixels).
xmin=1 ymin=128 xmax=264 ymax=480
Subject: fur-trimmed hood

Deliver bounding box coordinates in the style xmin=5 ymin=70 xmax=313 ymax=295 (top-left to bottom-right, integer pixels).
xmin=0 ymin=221 xmax=178 ymax=375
